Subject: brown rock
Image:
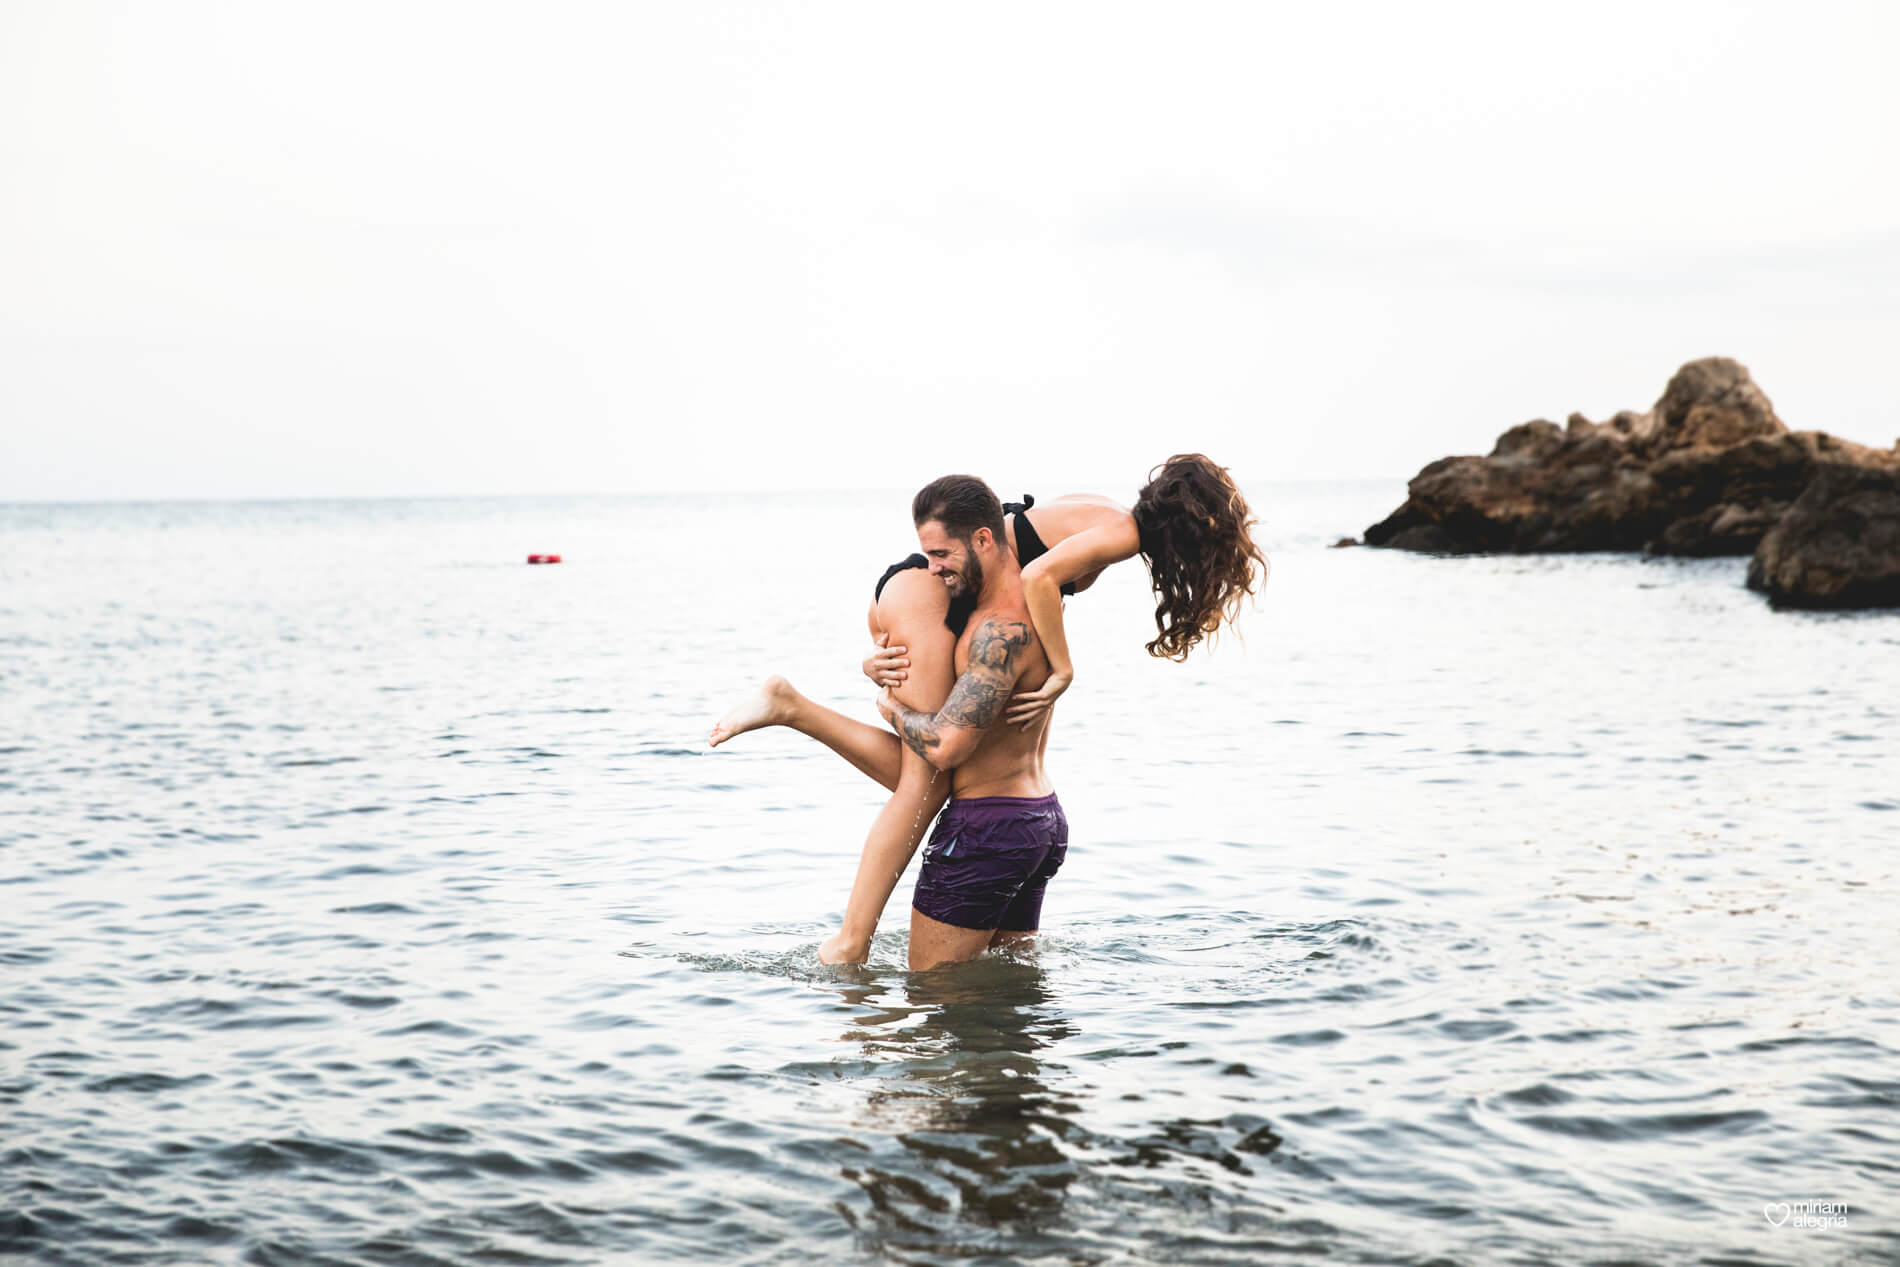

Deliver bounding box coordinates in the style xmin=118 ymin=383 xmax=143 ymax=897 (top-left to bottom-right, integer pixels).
xmin=1363 ymin=357 xmax=1891 ymax=563
xmin=1491 ymin=420 xmax=1565 ymax=462
xmin=1643 ymin=432 xmax=1819 ymax=556
xmin=1641 ymin=356 xmax=1785 ymax=456
xmin=1747 ymin=464 xmax=1900 ymax=609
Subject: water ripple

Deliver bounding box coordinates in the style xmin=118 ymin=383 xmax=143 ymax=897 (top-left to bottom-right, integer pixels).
xmin=3 ymin=493 xmax=1895 ymax=1265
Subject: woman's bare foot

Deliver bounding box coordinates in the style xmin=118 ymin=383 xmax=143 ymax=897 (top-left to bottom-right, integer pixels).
xmin=708 ymin=675 xmax=799 ymax=748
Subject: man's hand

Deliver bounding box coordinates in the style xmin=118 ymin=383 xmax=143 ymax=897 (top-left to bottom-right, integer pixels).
xmin=1005 ymin=670 xmax=1071 ymax=727
xmin=875 ymin=687 xmax=898 ymax=727
xmin=862 ymin=633 xmax=909 ymax=689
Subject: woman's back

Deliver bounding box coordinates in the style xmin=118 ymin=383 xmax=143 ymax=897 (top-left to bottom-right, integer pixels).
xmin=1008 ymin=495 xmax=1136 ymax=593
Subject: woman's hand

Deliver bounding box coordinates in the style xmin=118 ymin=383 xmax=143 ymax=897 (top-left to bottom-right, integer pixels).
xmin=1006 ymin=671 xmax=1071 ymax=727
xmin=818 ymin=929 xmax=871 ymax=965
xmin=862 ymin=633 xmax=909 ymax=688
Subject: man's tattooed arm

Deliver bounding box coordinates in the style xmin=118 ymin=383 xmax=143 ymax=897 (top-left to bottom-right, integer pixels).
xmin=881 ymin=617 xmax=1031 ymax=769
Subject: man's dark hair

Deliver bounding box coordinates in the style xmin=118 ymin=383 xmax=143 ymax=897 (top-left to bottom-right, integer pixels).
xmin=912 ymin=474 xmax=1005 ymax=543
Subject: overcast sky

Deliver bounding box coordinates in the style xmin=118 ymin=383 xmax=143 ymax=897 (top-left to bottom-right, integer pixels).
xmin=3 ymin=1 xmax=1897 ymax=502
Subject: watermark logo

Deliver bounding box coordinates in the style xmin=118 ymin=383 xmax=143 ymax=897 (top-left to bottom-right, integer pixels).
xmin=1763 ymin=1200 xmax=1848 ymax=1230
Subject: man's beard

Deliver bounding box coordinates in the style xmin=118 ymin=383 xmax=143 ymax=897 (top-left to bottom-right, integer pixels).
xmin=953 ymin=549 xmax=985 ymax=598
xmin=945 ymin=548 xmax=983 ymax=628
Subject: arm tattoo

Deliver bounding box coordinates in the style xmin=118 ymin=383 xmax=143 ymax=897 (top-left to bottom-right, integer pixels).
xmin=886 ymin=617 xmax=1031 ymax=762
xmin=940 ymin=677 xmax=1006 ymax=729
xmin=968 ymin=619 xmax=1031 ymax=676
xmin=891 ymin=704 xmax=942 ymax=759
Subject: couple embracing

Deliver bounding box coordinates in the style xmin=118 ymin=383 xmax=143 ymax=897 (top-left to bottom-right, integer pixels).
xmin=710 ymin=457 xmax=1266 ymax=970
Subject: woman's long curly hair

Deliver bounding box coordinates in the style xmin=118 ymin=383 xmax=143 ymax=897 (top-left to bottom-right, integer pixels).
xmin=1132 ymin=454 xmax=1269 ymax=660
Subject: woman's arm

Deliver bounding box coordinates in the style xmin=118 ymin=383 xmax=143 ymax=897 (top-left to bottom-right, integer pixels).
xmin=1005 ymin=518 xmax=1141 ymax=726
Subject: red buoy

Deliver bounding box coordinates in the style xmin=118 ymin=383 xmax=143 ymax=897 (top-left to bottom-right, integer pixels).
xmin=527 ymin=554 xmax=562 ymax=564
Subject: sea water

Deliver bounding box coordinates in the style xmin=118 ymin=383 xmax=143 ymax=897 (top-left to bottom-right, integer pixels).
xmin=2 ymin=485 xmax=1895 ymax=1265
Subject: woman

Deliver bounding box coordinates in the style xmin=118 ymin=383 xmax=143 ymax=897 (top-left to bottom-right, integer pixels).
xmin=708 ymin=454 xmax=1268 ymax=963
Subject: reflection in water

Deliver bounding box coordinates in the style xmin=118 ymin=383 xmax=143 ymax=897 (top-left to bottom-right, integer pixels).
xmin=827 ymin=954 xmax=1083 ymax=1251
xmin=815 ymin=952 xmax=1317 ymax=1263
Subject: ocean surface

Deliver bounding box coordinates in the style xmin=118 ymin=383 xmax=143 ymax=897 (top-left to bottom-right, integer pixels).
xmin=2 ymin=484 xmax=1895 ymax=1266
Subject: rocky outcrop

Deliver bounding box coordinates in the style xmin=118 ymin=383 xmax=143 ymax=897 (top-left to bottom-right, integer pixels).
xmin=1365 ymin=359 xmax=1900 ymax=591
xmin=1746 ymin=464 xmax=1900 ymax=609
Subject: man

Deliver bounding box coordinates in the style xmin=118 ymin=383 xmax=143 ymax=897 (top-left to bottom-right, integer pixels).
xmin=876 ymin=475 xmax=1069 ymax=971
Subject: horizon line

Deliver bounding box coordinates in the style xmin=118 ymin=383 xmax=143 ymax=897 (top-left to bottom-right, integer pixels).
xmin=0 ymin=474 xmax=1414 ymax=510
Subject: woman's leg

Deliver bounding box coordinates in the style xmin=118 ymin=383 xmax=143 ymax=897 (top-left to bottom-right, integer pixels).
xmin=708 ymin=572 xmax=953 ymax=796
xmin=820 ymin=747 xmax=952 ymax=963
xmin=818 ymin=569 xmax=958 ymax=963
xmin=709 ymin=674 xmax=907 ymax=792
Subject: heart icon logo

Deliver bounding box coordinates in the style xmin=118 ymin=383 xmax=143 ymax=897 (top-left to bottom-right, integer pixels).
xmin=1764 ymin=1202 xmax=1791 ymax=1227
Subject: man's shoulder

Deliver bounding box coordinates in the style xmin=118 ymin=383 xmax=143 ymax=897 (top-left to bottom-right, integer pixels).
xmin=965 ymin=607 xmax=1036 ymax=674
xmin=968 ymin=604 xmax=1035 ymax=641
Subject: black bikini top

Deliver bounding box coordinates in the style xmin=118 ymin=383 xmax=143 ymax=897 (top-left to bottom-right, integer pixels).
xmin=1003 ymin=495 xmax=1077 ymax=597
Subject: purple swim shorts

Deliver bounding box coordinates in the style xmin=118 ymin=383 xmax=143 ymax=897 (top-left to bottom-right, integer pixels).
xmin=911 ymin=792 xmax=1068 ymax=932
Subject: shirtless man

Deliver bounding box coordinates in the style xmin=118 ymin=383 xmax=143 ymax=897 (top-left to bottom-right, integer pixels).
xmin=876 ymin=475 xmax=1068 ymax=971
